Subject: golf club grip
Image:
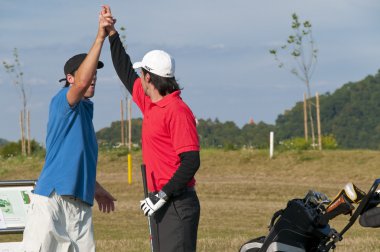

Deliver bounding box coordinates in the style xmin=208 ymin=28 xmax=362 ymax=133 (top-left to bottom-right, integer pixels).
xmin=141 ymin=164 xmax=154 ymax=252
xmin=141 ymin=164 xmax=148 ymax=198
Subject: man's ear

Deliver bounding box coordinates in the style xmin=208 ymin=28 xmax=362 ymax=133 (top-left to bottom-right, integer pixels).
xmin=67 ymin=74 xmax=75 ymax=85
xmin=145 ymin=72 xmax=151 ymax=83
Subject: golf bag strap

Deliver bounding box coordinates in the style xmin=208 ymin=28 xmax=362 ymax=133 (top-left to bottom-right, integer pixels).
xmin=269 ymin=209 xmax=284 ymax=230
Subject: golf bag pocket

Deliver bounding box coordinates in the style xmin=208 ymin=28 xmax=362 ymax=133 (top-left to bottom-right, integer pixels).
xmin=239 ymin=236 xmax=266 ymax=252
xmin=359 ymin=207 xmax=380 ymax=228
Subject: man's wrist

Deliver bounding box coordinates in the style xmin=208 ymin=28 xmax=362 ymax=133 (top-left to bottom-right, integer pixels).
xmin=158 ymin=190 xmax=169 ymax=201
xmin=109 ymin=29 xmax=117 ymax=37
xmin=95 ymin=36 xmax=106 ymax=44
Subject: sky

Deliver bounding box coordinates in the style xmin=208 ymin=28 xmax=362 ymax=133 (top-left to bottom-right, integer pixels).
xmin=1 ymin=0 xmax=380 ymax=143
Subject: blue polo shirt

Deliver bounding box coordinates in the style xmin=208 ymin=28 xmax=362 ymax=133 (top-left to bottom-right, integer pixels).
xmin=34 ymin=87 xmax=98 ymax=205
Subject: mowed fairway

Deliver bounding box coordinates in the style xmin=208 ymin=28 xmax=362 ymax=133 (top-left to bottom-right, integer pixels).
xmin=1 ymin=149 xmax=380 ymax=251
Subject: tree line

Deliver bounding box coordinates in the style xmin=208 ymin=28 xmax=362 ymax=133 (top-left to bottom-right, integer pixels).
xmin=2 ymin=69 xmax=380 ymax=154
xmin=96 ymin=118 xmax=276 ymax=150
xmin=96 ymin=69 xmax=380 ymax=150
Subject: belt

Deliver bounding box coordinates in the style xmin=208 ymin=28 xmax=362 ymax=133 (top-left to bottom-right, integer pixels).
xmin=68 ymin=196 xmax=81 ymax=201
xmin=62 ymin=195 xmax=85 ymax=203
xmin=150 ymin=187 xmax=196 ymax=198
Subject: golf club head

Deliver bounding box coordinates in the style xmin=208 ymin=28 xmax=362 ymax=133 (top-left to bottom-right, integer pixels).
xmin=324 ymin=188 xmax=355 ymax=221
xmin=344 ymin=182 xmax=366 ymax=203
xmin=305 ymin=190 xmax=330 ymax=206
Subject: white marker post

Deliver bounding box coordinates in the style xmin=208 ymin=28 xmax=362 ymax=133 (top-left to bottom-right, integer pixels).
xmin=269 ymin=131 xmax=274 ymax=159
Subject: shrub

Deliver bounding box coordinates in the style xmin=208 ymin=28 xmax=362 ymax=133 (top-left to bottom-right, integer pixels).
xmin=0 ymin=142 xmax=21 ymax=158
xmin=0 ymin=140 xmax=45 ymax=158
xmin=279 ymin=137 xmax=311 ymax=151
xmin=278 ymin=135 xmax=338 ymax=151
xmin=223 ymin=142 xmax=238 ymax=151
xmin=322 ymin=135 xmax=338 ymax=150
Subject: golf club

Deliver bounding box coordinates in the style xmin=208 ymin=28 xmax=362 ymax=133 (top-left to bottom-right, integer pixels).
xmin=141 ymin=164 xmax=154 ymax=252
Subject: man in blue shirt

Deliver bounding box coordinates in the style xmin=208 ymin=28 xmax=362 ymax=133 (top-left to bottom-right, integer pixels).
xmin=22 ymin=7 xmax=116 ymax=252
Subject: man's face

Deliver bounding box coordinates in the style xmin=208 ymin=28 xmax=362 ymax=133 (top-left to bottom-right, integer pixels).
xmin=140 ymin=69 xmax=150 ymax=96
xmin=84 ymin=72 xmax=97 ymax=98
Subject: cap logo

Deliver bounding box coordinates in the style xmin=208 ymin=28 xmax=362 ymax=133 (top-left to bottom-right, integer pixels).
xmin=144 ymin=65 xmax=153 ymax=72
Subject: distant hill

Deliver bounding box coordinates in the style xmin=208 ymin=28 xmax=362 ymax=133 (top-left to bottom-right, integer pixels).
xmin=96 ymin=70 xmax=380 ymax=149
xmin=0 ymin=138 xmax=8 ymax=147
xmin=276 ymin=69 xmax=380 ymax=149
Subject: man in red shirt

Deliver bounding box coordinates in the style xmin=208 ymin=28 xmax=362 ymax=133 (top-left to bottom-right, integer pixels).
xmin=103 ymin=6 xmax=201 ymax=252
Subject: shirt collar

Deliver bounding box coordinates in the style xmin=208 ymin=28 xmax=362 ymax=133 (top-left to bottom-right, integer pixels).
xmin=154 ymin=90 xmax=181 ymax=108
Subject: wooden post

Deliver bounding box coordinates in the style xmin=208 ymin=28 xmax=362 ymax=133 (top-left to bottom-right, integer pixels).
xmin=20 ymin=111 xmax=26 ymax=156
xmin=120 ymin=99 xmax=125 ymax=146
xmin=27 ymin=110 xmax=31 ymax=156
xmin=269 ymin=131 xmax=274 ymax=159
xmin=303 ymin=93 xmax=308 ymax=142
xmin=19 ymin=111 xmax=23 ymax=154
xmin=128 ymin=98 xmax=132 ymax=151
xmin=316 ymin=92 xmax=322 ymax=150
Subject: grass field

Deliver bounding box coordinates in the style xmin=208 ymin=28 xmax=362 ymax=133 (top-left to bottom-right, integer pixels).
xmin=0 ymin=148 xmax=380 ymax=251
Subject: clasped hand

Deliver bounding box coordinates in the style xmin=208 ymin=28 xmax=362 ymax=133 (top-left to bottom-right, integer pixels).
xmin=140 ymin=193 xmax=167 ymax=217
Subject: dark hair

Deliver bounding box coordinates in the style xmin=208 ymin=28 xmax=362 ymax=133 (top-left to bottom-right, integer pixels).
xmin=142 ymin=68 xmax=182 ymax=96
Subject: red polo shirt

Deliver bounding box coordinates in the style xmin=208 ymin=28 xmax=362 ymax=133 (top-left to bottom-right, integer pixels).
xmin=133 ymin=78 xmax=200 ymax=192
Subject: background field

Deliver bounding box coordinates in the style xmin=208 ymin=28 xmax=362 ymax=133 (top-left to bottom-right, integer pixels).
xmin=0 ymin=149 xmax=380 ymax=251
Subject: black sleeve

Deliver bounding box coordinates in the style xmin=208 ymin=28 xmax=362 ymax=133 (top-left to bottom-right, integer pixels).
xmin=162 ymin=151 xmax=200 ymax=197
xmin=109 ymin=32 xmax=139 ymax=94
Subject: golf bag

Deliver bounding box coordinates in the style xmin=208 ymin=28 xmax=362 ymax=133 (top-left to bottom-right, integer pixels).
xmin=239 ymin=179 xmax=380 ymax=252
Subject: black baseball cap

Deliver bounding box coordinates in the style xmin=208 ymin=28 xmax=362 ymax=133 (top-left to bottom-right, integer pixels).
xmin=59 ymin=53 xmax=104 ymax=82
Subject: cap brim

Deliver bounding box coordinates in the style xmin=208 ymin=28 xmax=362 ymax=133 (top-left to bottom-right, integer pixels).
xmin=133 ymin=62 xmax=143 ymax=69
xmin=97 ymin=61 xmax=104 ymax=69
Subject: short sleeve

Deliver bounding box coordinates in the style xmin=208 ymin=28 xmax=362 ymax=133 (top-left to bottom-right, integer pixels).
xmin=132 ymin=78 xmax=148 ymax=114
xmin=51 ymin=88 xmax=75 ymax=116
xmin=169 ymin=108 xmax=200 ymax=155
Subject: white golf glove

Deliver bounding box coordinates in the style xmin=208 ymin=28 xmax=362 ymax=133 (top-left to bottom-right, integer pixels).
xmin=140 ymin=190 xmax=168 ymax=217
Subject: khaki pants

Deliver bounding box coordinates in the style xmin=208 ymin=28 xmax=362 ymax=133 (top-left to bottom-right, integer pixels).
xmin=22 ymin=192 xmax=94 ymax=252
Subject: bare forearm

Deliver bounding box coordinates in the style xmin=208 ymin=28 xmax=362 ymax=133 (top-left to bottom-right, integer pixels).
xmin=95 ymin=181 xmax=102 ymax=190
xmin=67 ymin=5 xmax=112 ymax=106
xmin=76 ymin=38 xmax=104 ymax=88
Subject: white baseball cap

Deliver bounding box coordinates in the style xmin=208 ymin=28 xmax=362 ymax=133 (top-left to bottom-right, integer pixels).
xmin=133 ymin=50 xmax=175 ymax=78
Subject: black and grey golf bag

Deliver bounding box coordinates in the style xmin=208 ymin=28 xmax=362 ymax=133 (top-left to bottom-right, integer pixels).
xmin=239 ymin=178 xmax=380 ymax=252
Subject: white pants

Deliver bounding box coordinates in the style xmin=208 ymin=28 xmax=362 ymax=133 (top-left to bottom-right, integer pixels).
xmin=22 ymin=192 xmax=95 ymax=252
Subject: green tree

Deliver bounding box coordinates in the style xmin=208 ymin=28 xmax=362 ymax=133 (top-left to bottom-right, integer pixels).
xmin=270 ymin=13 xmax=318 ymax=148
xmin=117 ymin=26 xmax=133 ymax=148
xmin=3 ymin=48 xmax=31 ymax=155
xmin=96 ymin=118 xmax=142 ymax=147
xmin=241 ymin=122 xmax=276 ymax=148
xmin=0 ymin=139 xmax=8 ymax=147
xmin=197 ymin=118 xmax=242 ymax=148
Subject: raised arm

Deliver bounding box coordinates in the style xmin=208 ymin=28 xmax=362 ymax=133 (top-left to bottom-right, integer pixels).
xmin=66 ymin=6 xmax=113 ymax=106
xmin=102 ymin=6 xmax=139 ymax=95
